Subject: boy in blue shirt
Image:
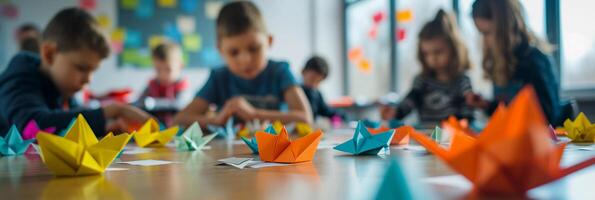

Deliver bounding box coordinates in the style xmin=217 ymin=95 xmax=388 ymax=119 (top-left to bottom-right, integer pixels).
xmin=0 ymin=8 xmax=151 ymax=136
xmin=301 ymin=56 xmax=345 ymax=120
xmin=174 ymin=1 xmax=313 ymax=126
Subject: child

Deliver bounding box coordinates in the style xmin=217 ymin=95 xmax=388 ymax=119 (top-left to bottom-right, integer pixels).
xmin=380 ymin=10 xmax=474 ymax=125
xmin=0 ymin=8 xmax=151 ymax=136
xmin=137 ymin=41 xmax=188 ymax=125
xmin=174 ymin=1 xmax=312 ymax=127
xmin=466 ymin=0 xmax=560 ymax=125
xmin=301 ymin=56 xmax=345 ymax=120
xmin=15 ymin=23 xmax=41 ymax=53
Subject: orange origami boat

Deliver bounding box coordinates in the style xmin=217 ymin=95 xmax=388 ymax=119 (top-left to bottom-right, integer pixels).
xmin=442 ymin=116 xmax=476 ymax=136
xmin=255 ymin=127 xmax=323 ymax=163
xmin=368 ymin=126 xmax=412 ymax=145
xmin=410 ymin=86 xmax=595 ymax=195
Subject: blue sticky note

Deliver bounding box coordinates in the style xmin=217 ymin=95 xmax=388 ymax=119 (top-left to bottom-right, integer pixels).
xmin=200 ymin=47 xmax=223 ymax=67
xmin=124 ymin=29 xmax=142 ymax=48
xmin=374 ymin=159 xmax=414 ymax=200
xmin=135 ymin=0 xmax=154 ymax=19
xmin=180 ymin=0 xmax=198 ymax=13
xmin=334 ymin=121 xmax=394 ymax=155
xmin=0 ymin=125 xmax=35 ymax=156
xmin=241 ymin=125 xmax=277 ymax=154
xmin=164 ymin=22 xmax=182 ymax=43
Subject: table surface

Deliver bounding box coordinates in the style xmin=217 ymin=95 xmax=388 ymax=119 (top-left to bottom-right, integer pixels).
xmin=1 ymin=129 xmax=594 ymax=200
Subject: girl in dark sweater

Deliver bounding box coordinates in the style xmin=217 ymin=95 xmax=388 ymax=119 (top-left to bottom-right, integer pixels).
xmin=465 ymin=0 xmax=560 ymax=125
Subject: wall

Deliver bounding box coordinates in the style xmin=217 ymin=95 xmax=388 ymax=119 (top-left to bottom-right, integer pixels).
xmin=0 ymin=0 xmax=344 ymax=105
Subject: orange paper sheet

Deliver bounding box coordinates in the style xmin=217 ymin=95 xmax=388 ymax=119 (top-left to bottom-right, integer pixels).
xmin=409 ymin=86 xmax=595 ymax=195
xmin=255 ymin=127 xmax=323 ymax=163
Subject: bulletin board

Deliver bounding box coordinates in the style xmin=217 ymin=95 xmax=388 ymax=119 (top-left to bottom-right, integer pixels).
xmin=115 ymin=0 xmax=229 ymax=69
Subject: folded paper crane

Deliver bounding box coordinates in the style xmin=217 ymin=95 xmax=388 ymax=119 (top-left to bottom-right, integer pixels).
xmin=22 ymin=120 xmax=56 ymax=140
xmin=36 ymin=114 xmax=133 ymax=176
xmin=563 ymin=112 xmax=595 ymax=143
xmin=207 ymin=118 xmax=237 ymax=139
xmin=334 ymin=121 xmax=393 ymax=155
xmin=1 ymin=125 xmax=35 ymax=156
xmin=175 ymin=122 xmax=216 ymax=151
xmin=255 ymin=127 xmax=323 ymax=163
xmin=241 ymin=125 xmax=276 ymax=154
xmin=134 ymin=118 xmax=179 ymax=147
xmin=409 ymin=86 xmax=595 ymax=195
xmin=374 ymin=159 xmax=415 ymax=200
xmin=369 ymin=126 xmax=412 ymax=145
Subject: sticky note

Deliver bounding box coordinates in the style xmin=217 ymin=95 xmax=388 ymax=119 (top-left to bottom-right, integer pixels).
xmin=397 ymin=28 xmax=406 ymax=41
xmin=372 ymin=11 xmax=385 ymax=24
xmin=97 ymin=14 xmax=111 ymax=28
xmin=397 ymin=9 xmax=413 ymax=23
xmin=0 ymin=4 xmax=18 ymax=19
xmin=180 ymin=0 xmax=198 ymax=13
xmin=358 ymin=58 xmax=372 ymax=73
xmin=124 ymin=29 xmax=142 ymax=48
xmin=135 ymin=0 xmax=154 ymax=19
xmin=163 ymin=22 xmax=182 ymax=42
xmin=148 ymin=35 xmax=167 ymax=49
xmin=121 ymin=0 xmax=139 ymax=10
xmin=368 ymin=25 xmax=378 ymax=40
xmin=177 ymin=15 xmax=195 ymax=34
xmin=348 ymin=47 xmax=363 ymax=62
xmin=183 ymin=33 xmax=202 ymax=52
xmin=158 ymin=0 xmax=176 ymax=8
xmin=111 ymin=41 xmax=123 ymax=54
xmin=205 ymin=1 xmax=224 ymax=19
xmin=79 ymin=0 xmax=97 ymax=11
xmin=111 ymin=28 xmax=126 ymax=42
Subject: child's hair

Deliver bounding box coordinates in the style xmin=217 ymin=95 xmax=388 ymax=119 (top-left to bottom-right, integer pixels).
xmin=417 ymin=9 xmax=470 ymax=80
xmin=216 ymin=1 xmax=267 ymax=39
xmin=42 ymin=7 xmax=109 ymax=58
xmin=472 ymin=0 xmax=551 ymax=86
xmin=302 ymin=56 xmax=329 ymax=79
xmin=17 ymin=23 xmax=40 ymax=35
xmin=152 ymin=41 xmax=182 ymax=61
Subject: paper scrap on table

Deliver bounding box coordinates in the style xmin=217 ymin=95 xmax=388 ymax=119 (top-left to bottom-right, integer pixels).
xmin=121 ymin=147 xmax=154 ymax=155
xmin=217 ymin=157 xmax=291 ymax=169
xmin=106 ymin=168 xmax=129 ymax=171
xmin=391 ymin=145 xmax=427 ymax=152
xmin=317 ymin=141 xmax=340 ymax=149
xmin=118 ymin=160 xmax=180 ymax=166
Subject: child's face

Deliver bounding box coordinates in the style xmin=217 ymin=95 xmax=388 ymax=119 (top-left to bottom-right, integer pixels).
xmin=474 ymin=18 xmax=496 ymax=49
xmin=302 ymin=70 xmax=325 ymax=89
xmin=41 ymin=45 xmax=102 ymax=98
xmin=153 ymin=56 xmax=183 ymax=84
xmin=420 ymin=37 xmax=451 ymax=71
xmin=218 ymin=30 xmax=272 ymax=79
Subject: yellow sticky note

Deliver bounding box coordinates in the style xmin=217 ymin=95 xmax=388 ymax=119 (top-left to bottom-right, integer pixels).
xmin=121 ymin=0 xmax=139 ymax=10
xmin=97 ymin=14 xmax=111 ymax=28
xmin=183 ymin=33 xmax=202 ymax=52
xmin=158 ymin=0 xmax=176 ymax=8
xmin=397 ymin=9 xmax=413 ymax=23
xmin=148 ymin=35 xmax=167 ymax=49
xmin=111 ymin=28 xmax=126 ymax=42
xmin=358 ymin=58 xmax=372 ymax=73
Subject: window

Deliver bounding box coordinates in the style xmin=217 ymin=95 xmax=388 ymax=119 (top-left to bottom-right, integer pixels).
xmin=561 ymin=1 xmax=595 ymax=90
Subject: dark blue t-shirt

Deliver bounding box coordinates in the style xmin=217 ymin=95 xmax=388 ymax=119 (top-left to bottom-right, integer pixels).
xmin=0 ymin=52 xmax=106 ymax=136
xmin=196 ymin=60 xmax=298 ymax=110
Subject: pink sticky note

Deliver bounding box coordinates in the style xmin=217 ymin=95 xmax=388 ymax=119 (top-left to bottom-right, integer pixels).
xmin=79 ymin=0 xmax=97 ymax=11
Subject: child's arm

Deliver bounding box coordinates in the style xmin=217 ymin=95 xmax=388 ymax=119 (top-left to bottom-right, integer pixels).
xmin=316 ymin=92 xmax=345 ymax=119
xmin=228 ymin=86 xmax=313 ymax=124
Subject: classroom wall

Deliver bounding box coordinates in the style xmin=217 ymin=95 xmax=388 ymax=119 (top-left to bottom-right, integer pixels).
xmin=0 ymin=0 xmax=344 ymax=105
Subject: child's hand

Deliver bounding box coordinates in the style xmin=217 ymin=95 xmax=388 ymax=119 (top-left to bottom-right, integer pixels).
xmin=227 ymin=97 xmax=257 ymax=121
xmin=464 ymin=92 xmax=490 ymax=109
xmin=213 ymin=102 xmax=235 ymax=125
xmin=380 ymin=105 xmax=397 ymax=120
xmin=103 ymin=103 xmax=152 ymax=126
